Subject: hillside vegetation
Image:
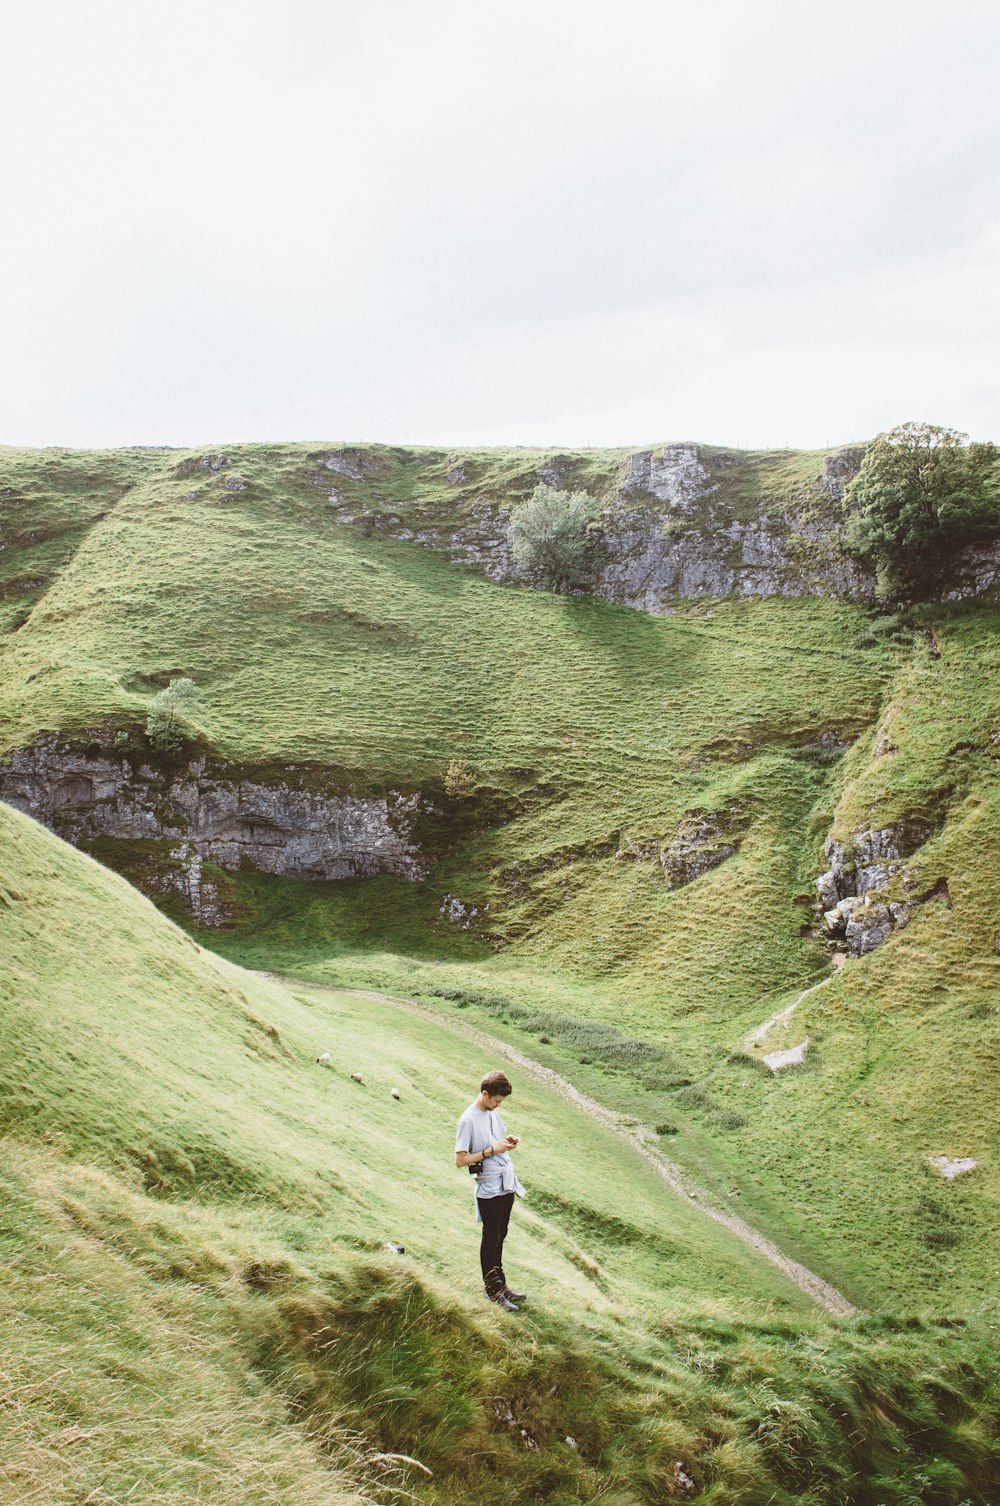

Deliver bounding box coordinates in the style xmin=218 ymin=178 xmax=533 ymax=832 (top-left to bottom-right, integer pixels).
xmin=3 ymin=802 xmax=1000 ymax=1505
xmin=1 ymin=441 xmax=999 ymax=1502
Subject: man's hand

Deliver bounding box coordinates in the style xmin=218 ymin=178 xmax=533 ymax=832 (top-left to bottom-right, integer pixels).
xmin=455 ymin=1136 xmax=519 ymax=1168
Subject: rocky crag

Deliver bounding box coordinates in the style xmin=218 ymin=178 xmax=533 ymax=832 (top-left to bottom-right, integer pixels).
xmin=309 ymin=441 xmax=1000 ymax=610
xmin=815 ymin=820 xmax=950 ymax=955
xmin=0 ymin=736 xmax=427 ymax=926
xmin=615 ymin=803 xmax=750 ymax=889
xmin=314 ymin=442 xmax=876 ymax=606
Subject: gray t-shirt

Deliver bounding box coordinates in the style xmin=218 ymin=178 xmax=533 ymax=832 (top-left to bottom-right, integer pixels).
xmin=455 ymin=1100 xmax=526 ymax=1217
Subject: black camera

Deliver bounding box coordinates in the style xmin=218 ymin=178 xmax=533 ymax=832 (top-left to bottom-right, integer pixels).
xmin=468 ymin=1158 xmax=487 ymax=1176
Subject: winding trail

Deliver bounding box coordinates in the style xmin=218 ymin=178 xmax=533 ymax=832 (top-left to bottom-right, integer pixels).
xmin=746 ymin=973 xmax=835 ymax=1049
xmin=268 ymin=972 xmax=858 ymax=1319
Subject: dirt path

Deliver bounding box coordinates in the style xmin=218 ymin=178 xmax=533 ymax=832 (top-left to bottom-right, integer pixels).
xmin=269 ymin=973 xmax=858 ymax=1318
xmin=746 ymin=973 xmax=834 ymax=1049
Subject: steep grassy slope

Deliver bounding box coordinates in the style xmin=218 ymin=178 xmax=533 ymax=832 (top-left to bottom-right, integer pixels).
xmin=237 ymin=608 xmax=1000 ymax=1320
xmin=1 ymin=799 xmax=801 ymax=1318
xmin=1 ymin=443 xmax=998 ymax=1328
xmin=3 ymin=804 xmax=1000 ymax=1506
xmin=0 ymin=445 xmax=893 ymax=1000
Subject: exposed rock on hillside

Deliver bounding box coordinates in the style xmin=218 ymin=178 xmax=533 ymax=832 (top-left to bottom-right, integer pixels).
xmin=596 ymin=508 xmax=871 ymax=612
xmin=165 ymin=841 xmax=228 ymax=927
xmin=619 ymin=444 xmax=717 ymax=508
xmin=927 ymin=1155 xmax=978 ymax=1180
xmin=1 ymin=736 xmax=426 ymax=925
xmin=535 ymin=453 xmax=577 ymax=487
xmin=439 ymin=892 xmax=487 ymax=929
xmin=617 ymin=805 xmax=748 ymax=888
xmin=816 ymin=821 xmax=938 ymax=955
xmin=301 ymin=435 xmax=998 ymax=610
xmin=597 ymin=443 xmax=873 ymax=607
xmin=309 ymin=448 xmax=367 ymax=480
xmin=763 ymin=1036 xmax=812 ymax=1072
xmin=658 ymin=809 xmax=744 ymax=888
xmin=306 ymin=441 xmax=883 ymax=609
xmin=818 ymin=447 xmax=866 ymax=500
xmin=944 ymin=539 xmax=1000 ymax=599
xmin=172 ymin=452 xmax=233 ymax=477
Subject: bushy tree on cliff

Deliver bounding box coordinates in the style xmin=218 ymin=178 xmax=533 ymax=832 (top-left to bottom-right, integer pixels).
xmin=508 ymin=483 xmax=602 ymax=592
xmin=146 ymin=678 xmax=202 ymax=756
xmin=844 ymin=422 xmax=998 ymax=598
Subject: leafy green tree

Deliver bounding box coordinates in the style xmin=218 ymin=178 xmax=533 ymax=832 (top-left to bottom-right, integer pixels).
xmin=508 ymin=484 xmax=602 ymax=592
xmin=844 ymin=422 xmax=998 ymax=598
xmin=145 ymin=678 xmax=202 ymax=757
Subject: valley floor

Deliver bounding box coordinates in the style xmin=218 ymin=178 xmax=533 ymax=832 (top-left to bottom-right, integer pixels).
xmin=278 ymin=974 xmax=857 ymax=1318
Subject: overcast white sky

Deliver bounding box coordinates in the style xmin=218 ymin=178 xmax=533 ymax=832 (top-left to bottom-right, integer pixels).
xmin=1 ymin=0 xmax=997 ymax=450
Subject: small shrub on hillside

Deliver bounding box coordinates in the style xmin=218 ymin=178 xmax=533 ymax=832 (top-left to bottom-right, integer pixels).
xmin=145 ymin=678 xmax=202 ymax=757
xmin=673 ymin=1084 xmax=714 ymax=1114
xmin=508 ymin=483 xmax=603 ymax=592
xmin=443 ymin=758 xmax=477 ymax=798
xmin=428 ymin=986 xmax=511 ymax=1006
xmin=728 ymin=1049 xmax=773 ymax=1075
xmin=854 ymin=611 xmax=915 ymax=649
xmin=426 ymin=985 xmax=686 ymax=1084
xmin=710 ymin=1108 xmax=748 ymax=1131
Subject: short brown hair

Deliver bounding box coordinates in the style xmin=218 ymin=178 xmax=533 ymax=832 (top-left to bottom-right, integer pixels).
xmin=480 ymin=1070 xmax=512 ymax=1097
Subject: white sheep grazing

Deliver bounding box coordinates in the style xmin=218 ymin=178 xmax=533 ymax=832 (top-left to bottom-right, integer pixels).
xmin=391 ymin=1088 xmax=401 ymax=1100
xmin=351 ymin=1072 xmax=365 ymax=1084
xmin=316 ymin=1052 xmax=331 ymax=1064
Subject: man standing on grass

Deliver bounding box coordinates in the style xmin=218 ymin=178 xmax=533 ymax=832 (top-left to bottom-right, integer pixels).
xmin=454 ymin=1069 xmax=527 ymax=1312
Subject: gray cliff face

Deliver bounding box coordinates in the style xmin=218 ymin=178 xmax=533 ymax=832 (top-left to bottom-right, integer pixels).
xmin=815 ymin=821 xmax=942 ymax=955
xmin=818 ymin=448 xmax=866 ymax=501
xmin=945 ymin=539 xmax=1000 ymax=598
xmin=314 ymin=434 xmax=1000 ymax=610
xmin=596 ymin=507 xmax=871 ymax=612
xmin=313 ymin=441 xmax=879 ymax=608
xmin=1 ymin=737 xmax=426 ymax=925
xmin=619 ymin=444 xmax=718 ymax=508
xmin=262 ymin=439 xmax=996 ymax=611
xmin=600 ymin=443 xmax=873 ymax=609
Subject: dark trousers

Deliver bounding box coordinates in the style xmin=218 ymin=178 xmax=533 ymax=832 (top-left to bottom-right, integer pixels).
xmin=479 ymin=1192 xmax=515 ymax=1293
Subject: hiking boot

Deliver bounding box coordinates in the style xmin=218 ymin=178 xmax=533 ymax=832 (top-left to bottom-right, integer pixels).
xmin=503 ymin=1286 xmax=527 ymax=1303
xmin=485 ymin=1287 xmax=520 ymax=1312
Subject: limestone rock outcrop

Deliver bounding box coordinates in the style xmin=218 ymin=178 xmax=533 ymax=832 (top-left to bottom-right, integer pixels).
xmin=815 ymin=821 xmax=937 ymax=955
xmin=596 ymin=507 xmax=870 ymax=612
xmin=617 ymin=804 xmax=747 ymax=889
xmin=309 ymin=441 xmax=880 ymax=609
xmin=818 ymin=447 xmax=866 ymax=500
xmin=619 ymin=444 xmax=717 ymax=509
xmin=1 ymin=736 xmax=427 ymax=925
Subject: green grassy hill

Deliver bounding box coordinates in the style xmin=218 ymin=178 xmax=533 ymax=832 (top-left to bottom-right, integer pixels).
xmin=2 ymin=441 xmax=999 ymax=1501
xmin=3 ymin=802 xmax=999 ymax=1505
